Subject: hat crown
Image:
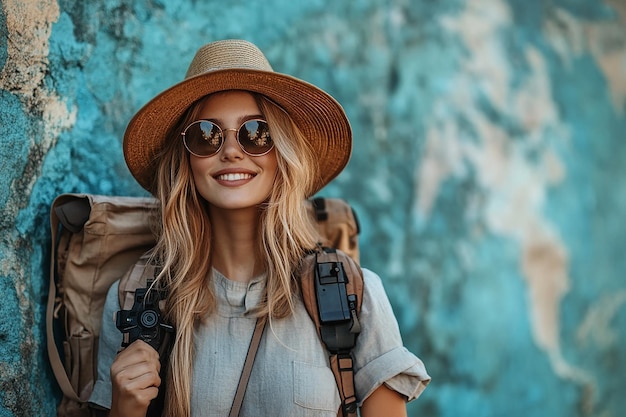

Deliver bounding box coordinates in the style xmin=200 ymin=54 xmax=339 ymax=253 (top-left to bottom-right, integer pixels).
xmin=185 ymin=39 xmax=273 ymax=79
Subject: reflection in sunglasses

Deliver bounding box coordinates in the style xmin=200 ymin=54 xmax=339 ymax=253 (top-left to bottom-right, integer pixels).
xmin=182 ymin=119 xmax=274 ymax=157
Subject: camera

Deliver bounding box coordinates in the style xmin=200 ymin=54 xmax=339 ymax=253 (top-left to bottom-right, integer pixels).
xmin=116 ymin=285 xmax=174 ymax=355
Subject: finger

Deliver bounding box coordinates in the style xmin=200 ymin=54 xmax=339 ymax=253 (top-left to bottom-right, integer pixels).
xmin=112 ymin=341 xmax=161 ymax=374
xmin=113 ymin=361 xmax=162 ymax=388
xmin=120 ymin=340 xmax=161 ymax=361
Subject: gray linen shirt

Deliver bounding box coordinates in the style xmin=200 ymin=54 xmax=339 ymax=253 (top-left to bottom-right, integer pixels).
xmin=90 ymin=268 xmax=430 ymax=416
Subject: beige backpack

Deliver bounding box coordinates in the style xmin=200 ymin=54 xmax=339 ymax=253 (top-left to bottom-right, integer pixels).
xmin=47 ymin=194 xmax=362 ymax=417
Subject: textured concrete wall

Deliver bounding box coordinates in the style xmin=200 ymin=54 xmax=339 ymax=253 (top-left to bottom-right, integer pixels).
xmin=1 ymin=0 xmax=625 ymax=416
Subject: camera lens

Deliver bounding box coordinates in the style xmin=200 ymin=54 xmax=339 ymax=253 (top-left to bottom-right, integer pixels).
xmin=140 ymin=310 xmax=159 ymax=328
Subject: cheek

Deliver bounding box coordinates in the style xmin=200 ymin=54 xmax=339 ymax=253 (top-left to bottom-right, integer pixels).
xmin=263 ymin=152 xmax=279 ymax=177
xmin=189 ymin=155 xmax=210 ymax=180
xmin=262 ymin=156 xmax=279 ymax=190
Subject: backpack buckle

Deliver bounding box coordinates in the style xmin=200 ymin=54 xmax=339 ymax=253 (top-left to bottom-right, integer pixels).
xmin=315 ymin=255 xmax=361 ymax=352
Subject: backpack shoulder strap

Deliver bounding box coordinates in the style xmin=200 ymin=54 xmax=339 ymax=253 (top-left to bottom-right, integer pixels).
xmin=117 ymin=252 xmax=157 ymax=311
xmin=300 ymin=247 xmax=363 ymax=417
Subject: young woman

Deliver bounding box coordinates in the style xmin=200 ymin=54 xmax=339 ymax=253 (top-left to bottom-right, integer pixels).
xmin=90 ymin=39 xmax=430 ymax=417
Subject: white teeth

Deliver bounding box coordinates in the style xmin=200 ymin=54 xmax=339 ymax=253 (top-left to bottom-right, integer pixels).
xmin=217 ymin=173 xmax=253 ymax=181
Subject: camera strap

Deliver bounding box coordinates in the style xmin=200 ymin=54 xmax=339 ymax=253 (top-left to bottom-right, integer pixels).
xmin=228 ymin=316 xmax=267 ymax=417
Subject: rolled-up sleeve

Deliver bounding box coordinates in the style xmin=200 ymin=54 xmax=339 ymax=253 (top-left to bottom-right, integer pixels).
xmin=353 ymin=269 xmax=431 ymax=405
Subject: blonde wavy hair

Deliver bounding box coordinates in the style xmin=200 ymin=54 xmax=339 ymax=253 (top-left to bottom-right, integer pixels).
xmin=150 ymin=91 xmax=321 ymax=417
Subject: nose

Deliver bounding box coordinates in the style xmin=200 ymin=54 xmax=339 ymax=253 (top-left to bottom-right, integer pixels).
xmin=220 ymin=128 xmax=244 ymax=160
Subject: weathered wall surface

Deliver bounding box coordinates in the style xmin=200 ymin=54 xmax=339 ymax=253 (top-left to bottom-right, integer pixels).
xmin=1 ymin=0 xmax=625 ymax=416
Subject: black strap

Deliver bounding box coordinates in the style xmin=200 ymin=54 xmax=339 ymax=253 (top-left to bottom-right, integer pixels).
xmin=229 ymin=317 xmax=267 ymax=417
xmin=312 ymin=197 xmax=329 ymax=221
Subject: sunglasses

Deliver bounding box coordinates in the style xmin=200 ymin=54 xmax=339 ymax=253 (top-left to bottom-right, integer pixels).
xmin=182 ymin=119 xmax=274 ymax=157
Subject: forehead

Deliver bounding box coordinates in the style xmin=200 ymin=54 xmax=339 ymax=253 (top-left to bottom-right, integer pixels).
xmin=196 ymin=90 xmax=262 ymax=122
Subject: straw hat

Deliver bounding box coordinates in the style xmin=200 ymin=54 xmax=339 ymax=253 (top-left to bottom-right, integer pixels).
xmin=123 ymin=39 xmax=352 ymax=195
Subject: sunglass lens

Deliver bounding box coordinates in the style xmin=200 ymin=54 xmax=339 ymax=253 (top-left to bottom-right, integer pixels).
xmin=184 ymin=121 xmax=222 ymax=156
xmin=239 ymin=120 xmax=273 ymax=155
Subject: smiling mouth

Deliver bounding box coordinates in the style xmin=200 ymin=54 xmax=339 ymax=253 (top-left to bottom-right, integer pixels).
xmin=215 ymin=173 xmax=255 ymax=181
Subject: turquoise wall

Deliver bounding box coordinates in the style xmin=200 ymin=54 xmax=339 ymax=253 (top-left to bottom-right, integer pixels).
xmin=1 ymin=0 xmax=625 ymax=416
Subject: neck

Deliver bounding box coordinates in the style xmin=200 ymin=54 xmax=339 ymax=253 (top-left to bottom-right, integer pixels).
xmin=208 ymin=206 xmax=264 ymax=282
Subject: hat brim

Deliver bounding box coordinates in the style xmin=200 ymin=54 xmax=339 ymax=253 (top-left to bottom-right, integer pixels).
xmin=123 ymin=68 xmax=352 ymax=195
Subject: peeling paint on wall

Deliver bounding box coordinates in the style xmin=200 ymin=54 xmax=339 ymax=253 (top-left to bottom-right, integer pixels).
xmin=0 ymin=0 xmax=76 ymax=199
xmin=0 ymin=1 xmax=74 ymax=415
xmin=545 ymin=7 xmax=626 ymax=115
xmin=411 ymin=0 xmax=622 ymax=412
